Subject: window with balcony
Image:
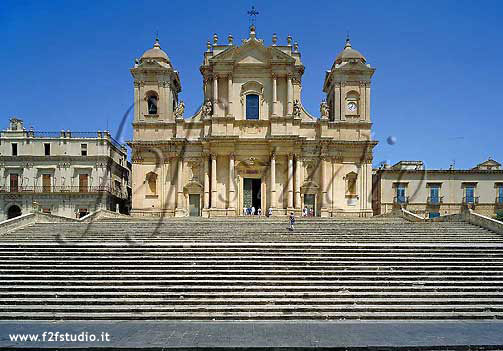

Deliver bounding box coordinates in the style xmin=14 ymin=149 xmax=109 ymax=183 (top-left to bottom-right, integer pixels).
xmin=396 ymin=185 xmax=406 ymax=204
xmin=42 ymin=174 xmax=51 ymax=193
xmin=465 ymin=186 xmax=475 ymax=204
xmin=429 ymin=185 xmax=440 ymax=205
xmin=79 ymin=174 xmax=89 ymax=193
xmin=9 ymin=174 xmax=19 ymax=192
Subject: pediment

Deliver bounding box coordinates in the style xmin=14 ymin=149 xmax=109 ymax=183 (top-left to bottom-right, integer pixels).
xmin=210 ymin=39 xmax=295 ymax=65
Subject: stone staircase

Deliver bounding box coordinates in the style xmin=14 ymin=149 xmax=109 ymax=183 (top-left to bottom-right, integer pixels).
xmin=0 ymin=217 xmax=503 ymax=320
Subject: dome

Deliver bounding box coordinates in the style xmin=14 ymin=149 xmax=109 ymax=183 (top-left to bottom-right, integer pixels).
xmin=335 ymin=38 xmax=366 ymax=64
xmin=141 ymin=38 xmax=170 ymax=62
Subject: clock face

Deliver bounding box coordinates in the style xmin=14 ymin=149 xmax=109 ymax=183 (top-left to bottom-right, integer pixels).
xmin=347 ymin=102 xmax=357 ymax=112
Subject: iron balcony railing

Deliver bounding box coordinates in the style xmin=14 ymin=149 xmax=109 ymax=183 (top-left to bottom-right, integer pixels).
xmin=0 ymin=185 xmax=127 ymax=199
xmin=462 ymin=196 xmax=479 ymax=205
xmin=427 ymin=196 xmax=443 ymax=205
xmin=393 ymin=196 xmax=409 ymax=205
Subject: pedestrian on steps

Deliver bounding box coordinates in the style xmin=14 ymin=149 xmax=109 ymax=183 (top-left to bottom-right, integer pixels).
xmin=289 ymin=212 xmax=295 ymax=231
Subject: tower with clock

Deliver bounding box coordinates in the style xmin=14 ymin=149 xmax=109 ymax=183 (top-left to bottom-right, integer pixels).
xmin=322 ymin=37 xmax=375 ymax=122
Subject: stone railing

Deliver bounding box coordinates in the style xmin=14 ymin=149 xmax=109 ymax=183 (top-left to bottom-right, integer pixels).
xmin=399 ymin=208 xmax=425 ymax=222
xmin=462 ymin=209 xmax=503 ymax=235
xmin=0 ymin=209 xmax=130 ymax=236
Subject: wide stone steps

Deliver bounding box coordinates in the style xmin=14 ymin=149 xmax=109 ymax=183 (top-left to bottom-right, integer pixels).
xmin=1 ymin=217 xmax=503 ymax=320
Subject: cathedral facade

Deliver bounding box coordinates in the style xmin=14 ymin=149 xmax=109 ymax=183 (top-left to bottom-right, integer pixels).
xmin=128 ymin=26 xmax=376 ymax=217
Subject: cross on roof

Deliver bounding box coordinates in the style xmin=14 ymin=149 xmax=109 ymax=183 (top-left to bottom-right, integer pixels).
xmin=247 ymin=6 xmax=259 ymax=27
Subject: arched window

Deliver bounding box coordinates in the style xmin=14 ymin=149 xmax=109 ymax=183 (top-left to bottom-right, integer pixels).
xmin=146 ymin=93 xmax=158 ymax=114
xmin=246 ymin=94 xmax=259 ymax=120
xmin=146 ymin=172 xmax=157 ymax=194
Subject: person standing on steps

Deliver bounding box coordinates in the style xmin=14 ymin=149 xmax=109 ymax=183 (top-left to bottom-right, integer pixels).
xmin=289 ymin=212 xmax=295 ymax=231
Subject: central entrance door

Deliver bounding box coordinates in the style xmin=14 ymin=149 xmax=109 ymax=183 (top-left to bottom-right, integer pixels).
xmin=189 ymin=194 xmax=201 ymax=216
xmin=304 ymin=194 xmax=316 ymax=216
xmin=243 ymin=178 xmax=261 ymax=213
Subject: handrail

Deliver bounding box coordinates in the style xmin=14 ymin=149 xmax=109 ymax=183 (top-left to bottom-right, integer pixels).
xmin=463 ymin=196 xmax=479 ymax=204
xmin=427 ymin=196 xmax=443 ymax=205
xmin=393 ymin=196 xmax=408 ymax=204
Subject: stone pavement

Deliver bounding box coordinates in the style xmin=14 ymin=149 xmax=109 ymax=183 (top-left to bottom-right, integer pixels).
xmin=1 ymin=320 xmax=503 ymax=350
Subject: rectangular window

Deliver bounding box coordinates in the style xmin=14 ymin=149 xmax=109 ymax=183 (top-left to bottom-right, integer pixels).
xmin=429 ymin=186 xmax=440 ymax=204
xmin=246 ymin=94 xmax=259 ymax=120
xmin=44 ymin=143 xmax=50 ymax=156
xmin=42 ymin=208 xmax=51 ymax=214
xmin=9 ymin=174 xmax=19 ymax=192
xmin=81 ymin=144 xmax=87 ymax=156
xmin=498 ymin=186 xmax=503 ymax=204
xmin=42 ymin=174 xmax=51 ymax=192
xmin=465 ymin=186 xmax=475 ymax=203
xmin=11 ymin=143 xmax=18 ymax=156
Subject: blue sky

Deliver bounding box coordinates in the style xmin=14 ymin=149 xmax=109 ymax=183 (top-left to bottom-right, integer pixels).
xmin=1 ymin=0 xmax=502 ymax=169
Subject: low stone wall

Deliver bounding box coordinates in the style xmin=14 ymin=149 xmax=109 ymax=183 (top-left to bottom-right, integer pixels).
xmin=400 ymin=209 xmax=425 ymax=222
xmin=80 ymin=209 xmax=131 ymax=222
xmin=0 ymin=212 xmax=77 ymax=236
xmin=462 ymin=209 xmax=503 ymax=235
xmin=0 ymin=209 xmax=130 ymax=236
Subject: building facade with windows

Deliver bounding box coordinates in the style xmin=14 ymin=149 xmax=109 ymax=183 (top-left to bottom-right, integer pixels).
xmin=128 ymin=26 xmax=377 ymax=217
xmin=0 ymin=118 xmax=131 ymax=220
xmin=372 ymin=159 xmax=503 ymax=218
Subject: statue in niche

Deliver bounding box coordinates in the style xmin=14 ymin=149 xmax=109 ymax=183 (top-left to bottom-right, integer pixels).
xmin=201 ymin=99 xmax=213 ymax=117
xmin=174 ymin=100 xmax=185 ymax=118
xmin=320 ymin=100 xmax=329 ymax=119
xmin=293 ymin=99 xmax=301 ymax=118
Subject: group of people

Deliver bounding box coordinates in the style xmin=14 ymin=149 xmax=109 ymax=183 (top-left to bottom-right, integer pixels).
xmin=243 ymin=207 xmax=276 ymax=217
xmin=243 ymin=206 xmax=262 ymax=216
xmin=302 ymin=206 xmax=315 ymax=217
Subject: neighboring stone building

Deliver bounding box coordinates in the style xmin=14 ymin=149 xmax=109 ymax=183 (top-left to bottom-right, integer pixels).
xmin=0 ymin=118 xmax=131 ymax=220
xmin=128 ymin=27 xmax=377 ymax=217
xmin=373 ymin=159 xmax=503 ymax=218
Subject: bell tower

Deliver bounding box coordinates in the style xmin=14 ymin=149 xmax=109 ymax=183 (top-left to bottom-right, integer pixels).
xmin=131 ymin=37 xmax=181 ymax=122
xmin=323 ymin=37 xmax=375 ymax=123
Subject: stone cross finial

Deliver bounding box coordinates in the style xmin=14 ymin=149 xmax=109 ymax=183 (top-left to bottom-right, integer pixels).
xmin=272 ymin=33 xmax=277 ymax=46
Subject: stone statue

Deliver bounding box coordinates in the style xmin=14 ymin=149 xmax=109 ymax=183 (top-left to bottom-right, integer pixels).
xmin=201 ymin=99 xmax=213 ymax=117
xmin=293 ymin=99 xmax=301 ymax=118
xmin=174 ymin=100 xmax=185 ymax=118
xmin=320 ymin=100 xmax=329 ymax=119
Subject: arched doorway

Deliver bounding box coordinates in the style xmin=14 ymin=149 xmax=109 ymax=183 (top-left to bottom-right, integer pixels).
xmin=7 ymin=205 xmax=22 ymax=219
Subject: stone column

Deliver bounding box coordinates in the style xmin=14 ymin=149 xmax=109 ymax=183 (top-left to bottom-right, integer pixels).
xmin=287 ymin=154 xmax=294 ymax=209
xmin=211 ymin=153 xmax=217 ymax=208
xmin=175 ymin=157 xmax=184 ymax=216
xmin=228 ymin=153 xmax=235 ymax=209
xmin=287 ymin=74 xmax=293 ymax=115
xmin=213 ymin=75 xmax=219 ymax=116
xmin=272 ymin=74 xmax=278 ymax=116
xmin=320 ymin=156 xmax=326 ymax=210
xmin=270 ymin=152 xmax=276 ymax=208
xmin=295 ymin=155 xmax=301 ymax=209
xmin=227 ymin=74 xmax=233 ymax=116
xmin=203 ymin=154 xmax=210 ymax=209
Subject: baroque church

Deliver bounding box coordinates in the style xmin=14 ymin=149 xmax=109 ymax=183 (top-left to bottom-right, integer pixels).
xmin=128 ymin=25 xmax=376 ymax=217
